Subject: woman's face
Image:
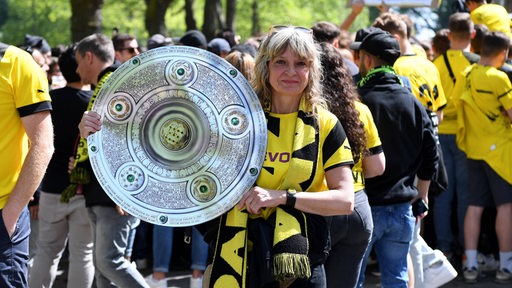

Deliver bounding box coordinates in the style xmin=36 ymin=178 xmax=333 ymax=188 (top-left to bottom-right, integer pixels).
xmin=268 ymin=47 xmax=310 ymax=101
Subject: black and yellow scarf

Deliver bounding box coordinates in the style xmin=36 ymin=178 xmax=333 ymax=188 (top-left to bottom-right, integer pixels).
xmin=61 ymin=71 xmax=113 ymax=202
xmin=208 ymin=99 xmax=320 ymax=288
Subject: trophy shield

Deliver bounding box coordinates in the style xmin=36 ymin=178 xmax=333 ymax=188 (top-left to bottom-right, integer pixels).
xmin=87 ymin=46 xmax=267 ymax=227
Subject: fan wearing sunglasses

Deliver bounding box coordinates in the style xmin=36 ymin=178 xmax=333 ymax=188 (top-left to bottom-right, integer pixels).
xmin=200 ymin=25 xmax=355 ymax=288
xmin=112 ymin=33 xmax=140 ymax=64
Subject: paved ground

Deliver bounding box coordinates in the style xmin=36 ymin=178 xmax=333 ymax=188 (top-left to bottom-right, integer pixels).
xmin=52 ymin=259 xmax=508 ymax=287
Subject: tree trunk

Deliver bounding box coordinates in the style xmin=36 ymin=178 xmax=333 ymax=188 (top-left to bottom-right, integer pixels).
xmin=184 ymin=0 xmax=197 ymax=31
xmin=144 ymin=0 xmax=174 ymax=36
xmin=225 ymin=0 xmax=236 ymax=32
xmin=70 ymin=0 xmax=104 ymax=42
xmin=0 ymin=0 xmax=8 ymax=29
xmin=216 ymin=0 xmax=225 ymax=31
xmin=203 ymin=0 xmax=221 ymax=40
xmin=251 ymin=0 xmax=259 ymax=36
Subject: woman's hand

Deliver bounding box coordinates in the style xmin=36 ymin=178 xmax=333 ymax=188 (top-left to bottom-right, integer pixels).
xmin=237 ymin=186 xmax=285 ymax=214
xmin=68 ymin=156 xmax=75 ymax=174
xmin=79 ymin=111 xmax=102 ymax=138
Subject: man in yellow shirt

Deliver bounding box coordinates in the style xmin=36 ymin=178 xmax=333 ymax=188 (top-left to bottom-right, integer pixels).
xmin=0 ymin=42 xmax=54 ymax=287
xmin=373 ymin=13 xmax=447 ymax=117
xmin=433 ymin=12 xmax=479 ymax=264
xmin=454 ymin=31 xmax=512 ymax=284
xmin=465 ymin=0 xmax=512 ymax=39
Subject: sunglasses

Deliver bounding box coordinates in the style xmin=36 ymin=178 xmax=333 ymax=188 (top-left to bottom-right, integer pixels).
xmin=268 ymin=25 xmax=312 ymax=35
xmin=118 ymin=47 xmax=139 ymax=54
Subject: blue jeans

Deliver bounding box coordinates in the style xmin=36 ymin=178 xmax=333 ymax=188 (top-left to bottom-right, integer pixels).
xmin=153 ymin=226 xmax=208 ymax=272
xmin=0 ymin=207 xmax=30 ymax=288
xmin=434 ymin=134 xmax=468 ymax=252
xmin=87 ymin=206 xmax=148 ymax=288
xmin=358 ymin=202 xmax=415 ymax=288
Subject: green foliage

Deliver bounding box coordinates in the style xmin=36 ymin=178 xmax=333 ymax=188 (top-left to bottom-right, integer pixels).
xmin=103 ymin=0 xmax=146 ymax=39
xmin=0 ymin=0 xmax=371 ymax=47
xmin=239 ymin=0 xmax=370 ymax=36
xmin=1 ymin=0 xmax=70 ymax=46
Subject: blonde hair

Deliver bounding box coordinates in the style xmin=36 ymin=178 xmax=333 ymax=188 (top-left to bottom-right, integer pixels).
xmin=252 ymin=26 xmax=325 ymax=113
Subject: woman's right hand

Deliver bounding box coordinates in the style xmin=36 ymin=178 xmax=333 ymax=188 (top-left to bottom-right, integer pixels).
xmin=79 ymin=111 xmax=102 ymax=138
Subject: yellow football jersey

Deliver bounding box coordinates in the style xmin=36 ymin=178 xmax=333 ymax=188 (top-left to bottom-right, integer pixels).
xmin=352 ymin=101 xmax=382 ymax=192
xmin=0 ymin=44 xmax=51 ymax=208
xmin=433 ymin=50 xmax=479 ymax=134
xmin=395 ymin=55 xmax=447 ymax=112
xmin=257 ymin=108 xmax=353 ymax=192
xmin=454 ymin=64 xmax=512 ymax=184
xmin=471 ymin=4 xmax=512 ymax=39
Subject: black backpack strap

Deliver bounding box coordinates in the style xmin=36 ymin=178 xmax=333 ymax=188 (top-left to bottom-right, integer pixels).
xmin=443 ymin=52 xmax=456 ymax=84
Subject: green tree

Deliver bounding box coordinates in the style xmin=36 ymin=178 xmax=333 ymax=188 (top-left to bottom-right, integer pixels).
xmin=70 ymin=0 xmax=104 ymax=42
xmin=145 ymin=0 xmax=174 ymax=36
xmin=1 ymin=0 xmax=376 ymax=47
xmin=184 ymin=0 xmax=198 ymax=31
xmin=0 ymin=0 xmax=8 ymax=30
xmin=203 ymin=0 xmax=222 ymax=40
xmin=1 ymin=0 xmax=70 ymax=46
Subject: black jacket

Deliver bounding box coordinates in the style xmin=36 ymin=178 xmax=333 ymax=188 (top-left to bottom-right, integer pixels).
xmin=83 ymin=64 xmax=120 ymax=207
xmin=358 ymin=67 xmax=438 ymax=206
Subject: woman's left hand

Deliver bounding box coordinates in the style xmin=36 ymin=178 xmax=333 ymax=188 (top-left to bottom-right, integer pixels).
xmin=237 ymin=186 xmax=284 ymax=214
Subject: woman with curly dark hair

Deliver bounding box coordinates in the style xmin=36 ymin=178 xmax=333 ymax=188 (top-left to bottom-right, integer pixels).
xmin=319 ymin=42 xmax=386 ymax=288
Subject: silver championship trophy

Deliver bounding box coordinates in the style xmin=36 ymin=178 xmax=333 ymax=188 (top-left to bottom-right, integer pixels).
xmin=87 ymin=46 xmax=267 ymax=226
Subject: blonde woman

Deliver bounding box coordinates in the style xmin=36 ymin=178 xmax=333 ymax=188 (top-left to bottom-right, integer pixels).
xmin=203 ymin=25 xmax=355 ymax=288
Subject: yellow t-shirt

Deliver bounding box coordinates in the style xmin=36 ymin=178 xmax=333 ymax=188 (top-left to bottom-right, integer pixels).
xmin=394 ymin=55 xmax=447 ymax=112
xmin=471 ymin=4 xmax=512 ymax=39
xmin=352 ymin=101 xmax=382 ymax=192
xmin=257 ymin=108 xmax=353 ymax=193
xmin=454 ymin=64 xmax=512 ymax=184
xmin=433 ymin=50 xmax=479 ymax=134
xmin=0 ymin=44 xmax=51 ymax=208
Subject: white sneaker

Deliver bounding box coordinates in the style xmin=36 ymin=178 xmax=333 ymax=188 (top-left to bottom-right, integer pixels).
xmin=477 ymin=253 xmax=499 ymax=272
xmin=190 ymin=276 xmax=203 ymax=288
xmin=423 ymin=257 xmax=458 ymax=288
xmin=463 ymin=266 xmax=481 ymax=283
xmin=495 ymin=268 xmax=512 ymax=283
xmin=144 ymin=274 xmax=167 ymax=288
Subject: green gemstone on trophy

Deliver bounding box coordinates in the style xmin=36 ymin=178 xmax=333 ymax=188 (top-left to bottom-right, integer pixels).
xmin=159 ymin=215 xmax=168 ymax=224
xmin=231 ymin=117 xmax=240 ymax=126
xmin=127 ymin=174 xmax=135 ymax=182
xmin=199 ymin=185 xmax=208 ymax=193
xmin=115 ymin=103 xmax=123 ymax=111
xmin=177 ymin=68 xmax=185 ymax=75
xmin=90 ymin=146 xmax=97 ymax=152
xmin=229 ymin=69 xmax=237 ymax=76
xmin=250 ymin=167 xmax=258 ymax=176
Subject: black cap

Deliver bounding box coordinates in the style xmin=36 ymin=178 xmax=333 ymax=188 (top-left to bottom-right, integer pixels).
xmin=358 ymin=29 xmax=401 ymax=64
xmin=349 ymin=27 xmax=381 ymax=51
xmin=147 ymin=34 xmax=173 ymax=50
xmin=24 ymin=34 xmax=51 ymax=54
xmin=207 ymin=38 xmax=231 ymax=56
xmin=179 ymin=30 xmax=207 ymax=49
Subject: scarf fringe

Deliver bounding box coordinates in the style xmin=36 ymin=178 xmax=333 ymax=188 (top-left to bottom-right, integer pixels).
xmin=272 ymin=253 xmax=311 ymax=281
xmin=61 ymin=166 xmax=90 ymax=203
